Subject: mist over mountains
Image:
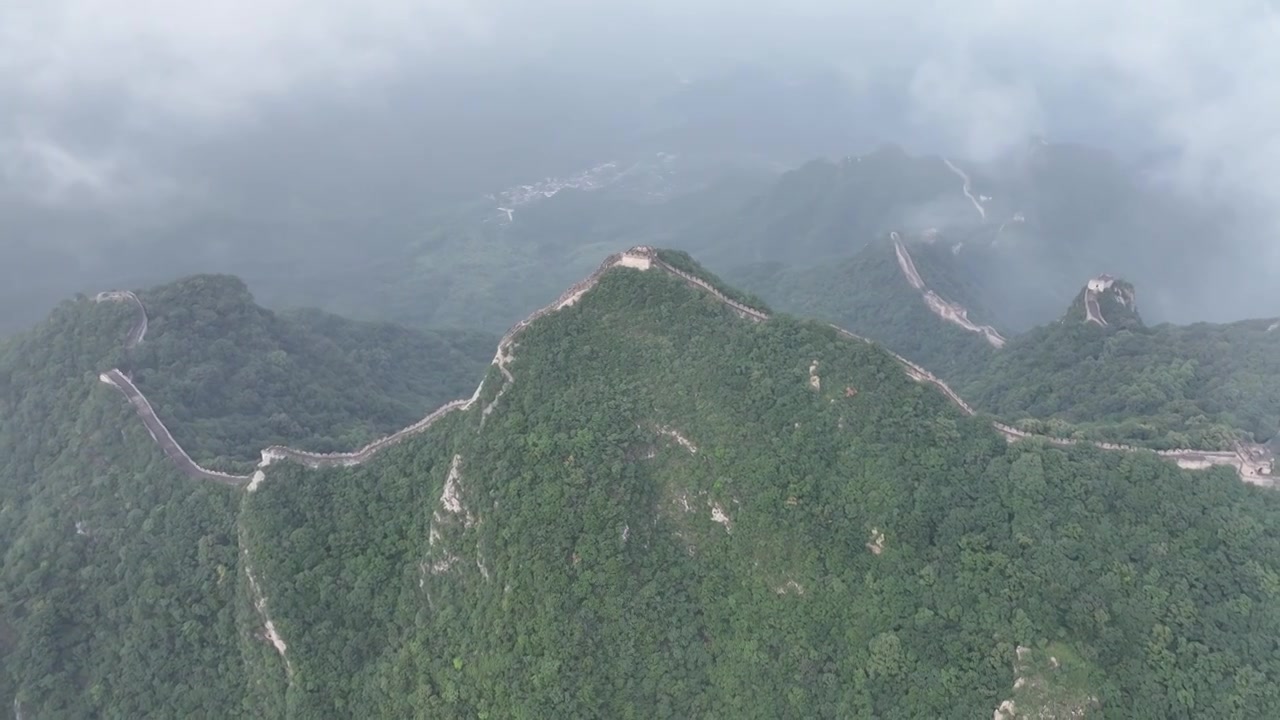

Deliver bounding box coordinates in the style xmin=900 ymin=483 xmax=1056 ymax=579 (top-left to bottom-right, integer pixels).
xmin=4 ymin=1 xmax=1280 ymax=333
xmin=6 ymin=4 xmax=1280 ymax=717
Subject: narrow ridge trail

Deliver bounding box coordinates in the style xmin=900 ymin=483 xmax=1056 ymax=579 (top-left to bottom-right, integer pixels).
xmin=95 ymin=246 xmax=1272 ymax=486
xmin=892 ymin=233 xmax=1007 ymax=348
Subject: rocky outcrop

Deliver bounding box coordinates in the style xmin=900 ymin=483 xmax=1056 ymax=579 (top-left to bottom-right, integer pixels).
xmin=241 ymin=534 xmax=293 ymax=679
xmin=1083 ymin=277 xmax=1109 ymax=326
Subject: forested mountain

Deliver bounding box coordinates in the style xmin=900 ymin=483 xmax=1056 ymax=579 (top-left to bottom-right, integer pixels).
xmin=0 ymin=277 xmax=492 ymax=717
xmin=954 ymin=296 xmax=1280 ymax=451
xmin=705 ymin=141 xmax=1253 ymax=331
xmin=745 ymin=235 xmax=1280 ymax=451
xmin=394 ymin=140 xmax=1273 ymax=334
xmin=120 ymin=275 xmax=494 ymax=470
xmin=735 ymin=235 xmax=999 ymax=379
xmin=5 ymin=249 xmax=1280 ymax=717
xmin=321 ymin=140 xmax=1265 ymax=337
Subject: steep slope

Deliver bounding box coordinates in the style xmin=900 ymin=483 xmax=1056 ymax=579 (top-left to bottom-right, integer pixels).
xmin=891 ymin=233 xmax=1006 ymax=347
xmin=709 ymin=141 xmax=1261 ymax=330
xmin=1069 ymin=275 xmax=1142 ymax=329
xmin=745 ymin=237 xmax=1280 ymax=454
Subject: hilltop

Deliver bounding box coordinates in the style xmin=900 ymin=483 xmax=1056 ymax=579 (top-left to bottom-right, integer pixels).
xmin=5 ymin=247 xmax=1280 ymax=718
xmin=954 ymin=275 xmax=1280 ymax=450
xmin=1069 ymin=274 xmax=1142 ymax=328
xmin=738 ymin=234 xmax=1280 ymax=452
xmin=101 ymin=275 xmax=495 ymax=469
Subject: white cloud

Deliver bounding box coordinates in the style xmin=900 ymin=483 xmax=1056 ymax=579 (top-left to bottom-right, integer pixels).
xmin=907 ymin=57 xmax=1044 ymax=162
xmin=0 ymin=127 xmax=186 ymax=207
xmin=0 ymin=0 xmax=495 ymax=124
xmin=3 ymin=0 xmax=1280 ymax=222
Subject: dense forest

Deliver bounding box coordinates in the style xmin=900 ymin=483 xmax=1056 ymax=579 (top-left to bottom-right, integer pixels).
xmin=740 ymin=238 xmax=1280 ymax=451
xmin=733 ymin=237 xmax=998 ymax=379
xmin=0 ymin=280 xmax=492 ymax=717
xmin=121 ymin=275 xmax=494 ymax=470
xmin=239 ymin=264 xmax=1280 ymax=718
xmin=0 ymin=297 xmax=248 ymax=717
xmin=955 ymin=311 xmax=1280 ymax=450
xmin=4 ymin=254 xmax=1280 ymax=717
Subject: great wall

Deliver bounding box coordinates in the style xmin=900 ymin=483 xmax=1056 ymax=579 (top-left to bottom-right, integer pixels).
xmin=1082 ymin=274 xmax=1136 ymax=327
xmin=892 ymin=233 xmax=1007 ymax=347
xmin=94 ymin=290 xmax=148 ymax=348
xmin=95 ymin=246 xmax=1274 ymax=488
xmin=943 ymin=158 xmax=986 ymax=220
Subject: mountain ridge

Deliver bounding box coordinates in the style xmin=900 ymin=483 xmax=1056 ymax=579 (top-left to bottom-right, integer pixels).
xmin=10 ymin=243 xmax=1280 ymax=717
xmin=94 ymin=246 xmax=1275 ymax=487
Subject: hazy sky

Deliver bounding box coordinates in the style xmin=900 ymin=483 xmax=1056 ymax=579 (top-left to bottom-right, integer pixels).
xmin=3 ymin=0 xmax=1279 ymax=264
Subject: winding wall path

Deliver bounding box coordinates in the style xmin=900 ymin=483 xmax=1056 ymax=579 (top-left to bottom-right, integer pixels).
xmin=96 ymin=249 xmax=673 ymax=484
xmin=943 ymin=158 xmax=986 ymax=220
xmin=94 ymin=291 xmax=147 ymax=348
xmin=95 ymin=246 xmax=1273 ymax=487
xmin=99 ymin=370 xmax=252 ymax=486
xmin=892 ymin=234 xmax=1007 ymax=347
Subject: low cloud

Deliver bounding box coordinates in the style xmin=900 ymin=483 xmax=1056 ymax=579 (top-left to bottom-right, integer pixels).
xmin=3 ymin=0 xmax=1279 ymax=270
xmin=1 ymin=1 xmax=495 ymax=125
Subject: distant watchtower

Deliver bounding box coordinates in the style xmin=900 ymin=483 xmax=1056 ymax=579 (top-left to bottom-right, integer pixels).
xmin=1087 ymin=274 xmax=1116 ymax=293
